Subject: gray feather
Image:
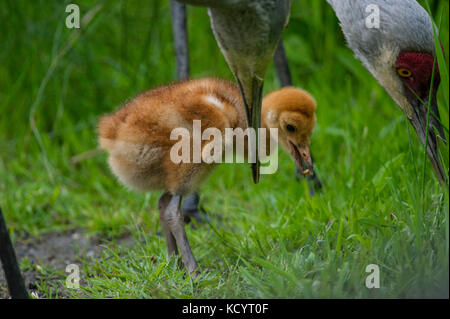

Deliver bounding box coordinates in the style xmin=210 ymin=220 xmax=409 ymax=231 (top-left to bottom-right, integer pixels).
xmin=208 ymin=0 xmax=291 ymax=79
xmin=328 ymin=0 xmax=436 ymax=67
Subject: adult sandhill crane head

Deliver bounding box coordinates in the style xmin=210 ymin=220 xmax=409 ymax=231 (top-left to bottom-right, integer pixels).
xmin=177 ymin=0 xmax=292 ymax=183
xmin=329 ymin=0 xmax=447 ymax=184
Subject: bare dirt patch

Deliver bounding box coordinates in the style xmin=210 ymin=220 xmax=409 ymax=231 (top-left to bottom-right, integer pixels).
xmin=0 ymin=230 xmax=135 ymax=298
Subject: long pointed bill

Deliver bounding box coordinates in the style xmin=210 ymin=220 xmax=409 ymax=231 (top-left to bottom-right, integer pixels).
xmin=236 ymin=76 xmax=264 ymax=184
xmin=409 ymin=94 xmax=447 ymax=185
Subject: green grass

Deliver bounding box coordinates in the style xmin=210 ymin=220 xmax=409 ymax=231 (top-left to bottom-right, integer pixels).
xmin=0 ymin=0 xmax=448 ymax=298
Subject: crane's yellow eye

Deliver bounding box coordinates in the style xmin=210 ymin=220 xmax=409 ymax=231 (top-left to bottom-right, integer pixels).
xmin=397 ymin=68 xmax=412 ymax=78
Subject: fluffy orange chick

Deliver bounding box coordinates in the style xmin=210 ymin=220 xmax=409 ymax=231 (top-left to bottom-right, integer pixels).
xmin=98 ymin=78 xmax=317 ymax=275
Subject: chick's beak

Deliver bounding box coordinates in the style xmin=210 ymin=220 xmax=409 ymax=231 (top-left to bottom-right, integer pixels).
xmin=290 ymin=142 xmax=313 ymax=176
xmin=408 ymin=92 xmax=447 ymax=184
xmin=236 ymin=76 xmax=264 ymax=184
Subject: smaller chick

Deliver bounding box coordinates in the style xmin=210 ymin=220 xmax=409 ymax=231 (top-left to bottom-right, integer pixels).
xmin=98 ymin=78 xmax=317 ymax=274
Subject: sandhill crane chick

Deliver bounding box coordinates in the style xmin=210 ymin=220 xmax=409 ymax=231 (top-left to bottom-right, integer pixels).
xmin=98 ymin=78 xmax=317 ymax=274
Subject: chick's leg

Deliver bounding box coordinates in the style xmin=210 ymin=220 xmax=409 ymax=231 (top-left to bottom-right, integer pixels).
xmin=158 ymin=192 xmax=178 ymax=257
xmin=164 ymin=194 xmax=198 ymax=275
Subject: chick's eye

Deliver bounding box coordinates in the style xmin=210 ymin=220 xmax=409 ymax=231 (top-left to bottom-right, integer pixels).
xmin=286 ymin=124 xmax=296 ymax=132
xmin=397 ymin=68 xmax=412 ymax=78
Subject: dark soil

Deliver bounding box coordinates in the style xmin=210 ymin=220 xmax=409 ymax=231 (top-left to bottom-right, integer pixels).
xmin=0 ymin=230 xmax=135 ymax=299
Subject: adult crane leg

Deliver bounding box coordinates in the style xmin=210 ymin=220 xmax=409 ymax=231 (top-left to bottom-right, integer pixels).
xmin=0 ymin=206 xmax=28 ymax=298
xmin=273 ymin=40 xmax=323 ymax=196
xmin=170 ymin=0 xmax=189 ymax=80
xmin=170 ymin=0 xmax=210 ymax=225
